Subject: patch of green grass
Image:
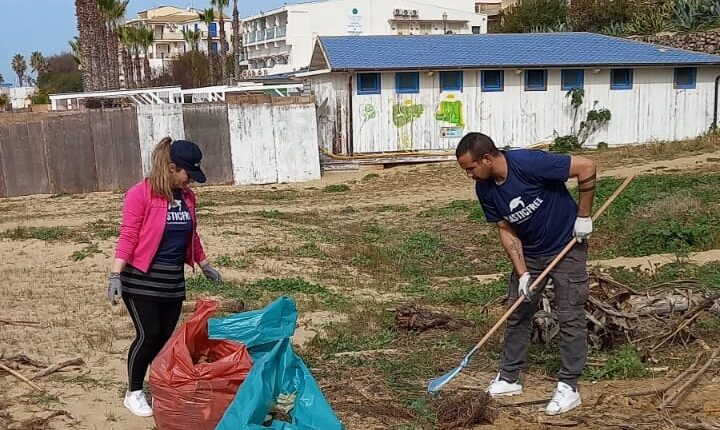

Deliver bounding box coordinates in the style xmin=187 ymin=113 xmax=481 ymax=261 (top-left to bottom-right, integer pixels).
xmin=86 ymin=219 xmax=119 ymax=240
xmin=251 ymin=277 xmax=328 ymax=295
xmin=362 ymin=173 xmax=380 ymax=182
xmin=627 ymin=218 xmax=716 ymax=255
xmin=403 ymin=232 xmax=441 ymax=258
xmin=305 ymin=308 xmax=395 ymax=356
xmin=1 ymin=226 xmax=70 ymax=241
xmin=434 ymin=279 xmax=506 ymax=306
xmin=70 ymin=243 xmax=102 ymax=261
xmin=263 ymin=190 xmax=300 ymax=201
xmin=603 ymin=261 xmax=720 ymax=291
xmin=214 ymin=255 xmax=254 ymax=270
xmin=324 ymin=184 xmax=351 ymax=193
xmin=585 ymin=345 xmax=650 ymax=380
xmin=590 ymin=173 xmax=720 ymax=258
xmin=418 ymin=199 xmax=484 ymax=221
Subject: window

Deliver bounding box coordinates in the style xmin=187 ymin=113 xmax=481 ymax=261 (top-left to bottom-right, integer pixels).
xmin=481 ymin=70 xmax=504 ymax=92
xmin=472 ymin=26 xmax=482 ymax=34
xmin=395 ymin=72 xmax=420 ymax=94
xmin=357 ymin=73 xmax=381 ymax=95
xmin=211 ymin=42 xmax=219 ymax=53
xmin=440 ymin=71 xmax=463 ymax=92
xmin=525 ymin=69 xmax=547 ymax=91
xmin=611 ymin=69 xmax=633 ymax=90
xmin=675 ymin=67 xmax=697 ymax=89
xmin=210 ymin=22 xmax=218 ymax=37
xmin=561 ymin=69 xmax=584 ymax=90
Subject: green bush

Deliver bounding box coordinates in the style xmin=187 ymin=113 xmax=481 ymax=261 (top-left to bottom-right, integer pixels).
xmin=500 ymin=0 xmax=568 ymax=32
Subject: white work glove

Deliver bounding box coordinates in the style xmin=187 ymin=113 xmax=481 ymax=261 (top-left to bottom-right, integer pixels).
xmin=574 ymin=216 xmax=593 ymax=242
xmin=518 ymin=272 xmax=532 ymax=302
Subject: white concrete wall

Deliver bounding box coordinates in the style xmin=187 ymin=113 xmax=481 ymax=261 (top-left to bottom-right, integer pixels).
xmin=314 ymin=66 xmax=720 ymax=153
xmin=136 ymin=104 xmax=185 ymax=175
xmin=245 ymin=0 xmax=487 ymax=75
xmin=228 ymin=101 xmax=321 ymax=185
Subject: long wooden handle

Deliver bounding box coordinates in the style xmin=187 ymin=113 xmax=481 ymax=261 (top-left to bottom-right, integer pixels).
xmin=466 ymin=175 xmax=635 ymax=356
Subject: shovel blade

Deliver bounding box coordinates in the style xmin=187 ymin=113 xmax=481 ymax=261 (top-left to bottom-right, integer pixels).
xmin=427 ymin=365 xmax=463 ymax=395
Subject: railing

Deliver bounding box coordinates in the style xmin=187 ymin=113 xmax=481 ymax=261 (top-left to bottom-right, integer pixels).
xmin=256 ymin=30 xmax=266 ymax=42
xmin=266 ymin=27 xmax=275 ymax=40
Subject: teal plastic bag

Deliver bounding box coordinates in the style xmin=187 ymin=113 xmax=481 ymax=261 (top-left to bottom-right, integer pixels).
xmin=209 ymin=296 xmax=344 ymax=430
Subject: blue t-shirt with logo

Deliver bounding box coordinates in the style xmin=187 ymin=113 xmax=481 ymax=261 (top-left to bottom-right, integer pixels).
xmin=475 ymin=149 xmax=576 ymax=258
xmin=154 ymin=189 xmax=193 ymax=264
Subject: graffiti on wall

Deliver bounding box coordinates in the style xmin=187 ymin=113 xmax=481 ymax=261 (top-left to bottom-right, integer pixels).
xmin=358 ymin=103 xmax=377 ymax=135
xmin=435 ymin=95 xmax=464 ymax=127
xmin=393 ymin=100 xmax=424 ymax=128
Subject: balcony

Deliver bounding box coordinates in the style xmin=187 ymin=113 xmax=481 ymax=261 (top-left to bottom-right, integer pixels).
xmin=244 ymin=25 xmax=287 ymax=45
xmin=161 ymin=32 xmax=185 ymax=41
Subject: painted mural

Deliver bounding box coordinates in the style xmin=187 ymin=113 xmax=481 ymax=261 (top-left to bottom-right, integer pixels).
xmin=435 ymin=95 xmax=464 ymax=127
xmin=392 ymin=99 xmax=424 ymax=150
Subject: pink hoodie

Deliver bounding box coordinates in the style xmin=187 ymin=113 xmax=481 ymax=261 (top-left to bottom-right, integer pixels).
xmin=114 ymin=179 xmax=207 ymax=273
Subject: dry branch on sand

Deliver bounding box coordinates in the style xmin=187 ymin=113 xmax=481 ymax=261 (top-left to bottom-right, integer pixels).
xmin=394 ymin=304 xmax=470 ymax=332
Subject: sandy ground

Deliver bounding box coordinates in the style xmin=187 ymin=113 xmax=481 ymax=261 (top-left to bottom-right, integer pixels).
xmin=1 ymin=149 xmax=719 ymax=429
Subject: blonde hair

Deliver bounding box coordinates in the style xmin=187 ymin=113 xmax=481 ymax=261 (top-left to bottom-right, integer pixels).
xmin=148 ymin=137 xmax=174 ymax=202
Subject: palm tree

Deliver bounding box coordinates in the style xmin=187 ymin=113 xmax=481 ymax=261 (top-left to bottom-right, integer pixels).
xmin=182 ymin=28 xmax=201 ymax=52
xmin=75 ymin=0 xmax=110 ymax=90
xmin=211 ymin=0 xmax=230 ymax=80
xmin=98 ymin=0 xmax=129 ymax=89
xmin=0 ymin=73 xmax=4 ymax=85
xmin=0 ymin=93 xmax=9 ymax=111
xmin=118 ymin=26 xmax=135 ymax=88
xmin=69 ymin=37 xmax=81 ymax=65
xmin=11 ymin=54 xmax=27 ymax=86
xmin=198 ymin=8 xmax=216 ymax=82
xmin=128 ymin=27 xmax=143 ymax=86
xmin=138 ymin=27 xmax=155 ymax=85
xmin=30 ymin=51 xmax=48 ymax=78
xmin=232 ymin=0 xmax=241 ymax=81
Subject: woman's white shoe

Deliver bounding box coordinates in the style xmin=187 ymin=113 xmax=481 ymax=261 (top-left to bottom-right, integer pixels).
xmin=123 ymin=390 xmax=153 ymax=417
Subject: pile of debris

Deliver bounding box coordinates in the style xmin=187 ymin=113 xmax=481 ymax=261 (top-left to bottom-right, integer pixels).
xmin=394 ymin=304 xmax=470 ymax=332
xmin=533 ymin=273 xmax=720 ymax=354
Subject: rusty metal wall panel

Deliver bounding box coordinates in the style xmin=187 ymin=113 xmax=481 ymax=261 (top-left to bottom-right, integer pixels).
xmin=182 ymin=104 xmax=233 ymax=184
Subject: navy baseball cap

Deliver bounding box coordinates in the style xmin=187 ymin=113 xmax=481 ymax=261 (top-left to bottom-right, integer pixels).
xmin=170 ymin=140 xmax=207 ymax=183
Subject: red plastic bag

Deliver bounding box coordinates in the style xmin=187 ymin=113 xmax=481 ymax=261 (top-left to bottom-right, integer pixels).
xmin=150 ymin=299 xmax=253 ymax=430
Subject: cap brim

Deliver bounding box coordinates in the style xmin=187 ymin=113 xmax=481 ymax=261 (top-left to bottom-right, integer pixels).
xmin=187 ymin=168 xmax=207 ymax=184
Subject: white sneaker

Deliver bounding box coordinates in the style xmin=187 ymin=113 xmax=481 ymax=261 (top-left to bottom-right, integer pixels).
xmin=486 ymin=373 xmax=523 ymax=397
xmin=124 ymin=390 xmax=153 ymax=417
xmin=545 ymin=382 xmax=581 ymax=415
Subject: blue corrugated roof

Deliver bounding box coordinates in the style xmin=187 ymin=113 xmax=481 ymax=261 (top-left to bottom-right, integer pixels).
xmin=317 ymin=33 xmax=720 ymax=70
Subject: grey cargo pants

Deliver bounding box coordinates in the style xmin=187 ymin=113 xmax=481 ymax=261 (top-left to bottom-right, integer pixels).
xmin=499 ymin=242 xmax=589 ymax=388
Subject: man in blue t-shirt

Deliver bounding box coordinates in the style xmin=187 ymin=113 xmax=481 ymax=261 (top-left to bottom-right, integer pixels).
xmin=456 ymin=132 xmax=597 ymax=416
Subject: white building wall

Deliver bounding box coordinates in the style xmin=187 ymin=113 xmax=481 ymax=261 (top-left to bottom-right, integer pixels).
xmin=315 ymin=66 xmax=720 ymax=154
xmin=243 ymin=0 xmax=487 ymax=76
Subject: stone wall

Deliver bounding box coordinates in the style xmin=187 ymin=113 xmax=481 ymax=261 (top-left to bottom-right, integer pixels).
xmin=630 ymin=28 xmax=720 ymax=55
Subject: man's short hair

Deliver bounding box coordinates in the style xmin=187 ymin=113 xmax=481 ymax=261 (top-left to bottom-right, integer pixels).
xmin=456 ymin=132 xmax=500 ymax=160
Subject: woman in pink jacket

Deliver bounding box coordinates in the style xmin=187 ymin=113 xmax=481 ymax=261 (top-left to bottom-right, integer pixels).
xmin=106 ymin=137 xmax=222 ymax=417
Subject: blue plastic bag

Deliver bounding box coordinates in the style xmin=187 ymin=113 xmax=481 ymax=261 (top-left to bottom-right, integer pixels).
xmin=209 ymin=296 xmax=344 ymax=430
